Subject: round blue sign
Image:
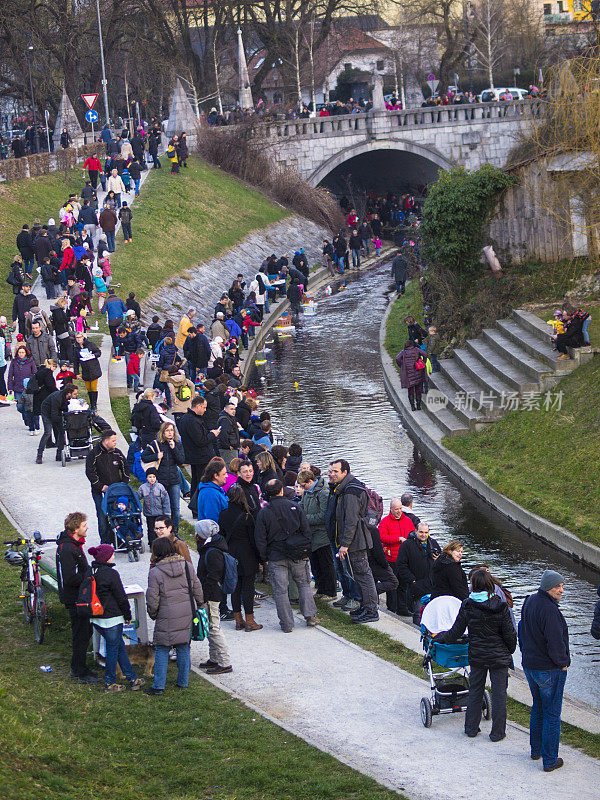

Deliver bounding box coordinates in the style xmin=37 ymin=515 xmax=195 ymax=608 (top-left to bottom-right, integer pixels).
xmin=85 ymin=109 xmax=99 ymax=123
xmin=427 ymin=73 xmax=436 ymax=82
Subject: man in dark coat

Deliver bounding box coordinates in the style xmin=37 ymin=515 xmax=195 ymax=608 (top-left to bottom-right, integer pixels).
xmin=328 ymin=459 xmax=379 ymax=623
xmin=33 ymin=229 xmax=54 ymax=265
xmin=12 ymin=283 xmax=32 ymax=333
xmin=395 ymin=522 xmax=441 ymax=623
xmin=36 ymin=383 xmax=78 ymax=463
xmin=217 ymin=401 xmax=240 ymax=466
xmin=176 ymin=396 xmax=220 ymax=495
xmin=131 ymin=393 xmax=163 ymax=446
xmin=56 ymin=511 xmax=100 ymax=683
xmin=391 ymin=253 xmax=409 ymax=296
xmin=16 ymin=225 xmax=35 ymax=276
xmin=518 ymin=570 xmax=570 ymax=772
xmin=254 ymin=480 xmax=318 ymax=632
xmin=85 ymin=429 xmax=129 ymax=543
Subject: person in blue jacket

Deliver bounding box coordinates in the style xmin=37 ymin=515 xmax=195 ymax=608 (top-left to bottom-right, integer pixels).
xmin=103 ymin=289 xmax=127 ymax=352
xmin=197 ymin=457 xmax=229 ymax=521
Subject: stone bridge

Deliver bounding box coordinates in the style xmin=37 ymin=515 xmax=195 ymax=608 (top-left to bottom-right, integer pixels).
xmin=257 ymin=100 xmax=539 ymax=188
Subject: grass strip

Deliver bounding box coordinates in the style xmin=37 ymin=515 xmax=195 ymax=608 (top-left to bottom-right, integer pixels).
xmin=0 ymin=509 xmax=402 ymax=800
xmin=314 ymin=600 xmax=600 ymax=759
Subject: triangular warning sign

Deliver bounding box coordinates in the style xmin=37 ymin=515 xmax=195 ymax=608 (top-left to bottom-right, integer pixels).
xmin=81 ymin=93 xmax=98 ymax=110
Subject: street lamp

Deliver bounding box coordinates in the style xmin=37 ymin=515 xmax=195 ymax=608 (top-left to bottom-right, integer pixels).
xmin=464 ymin=1 xmax=474 ymax=96
xmin=95 ymin=0 xmax=110 ymax=125
xmin=25 ymin=44 xmax=40 ymax=153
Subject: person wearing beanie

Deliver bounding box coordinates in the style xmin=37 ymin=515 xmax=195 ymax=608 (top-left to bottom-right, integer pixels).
xmin=195 ymin=519 xmax=233 ymax=675
xmin=518 ymin=569 xmax=570 ymax=772
xmin=89 ymin=543 xmax=144 ymax=693
xmin=137 ymin=469 xmax=171 ymax=546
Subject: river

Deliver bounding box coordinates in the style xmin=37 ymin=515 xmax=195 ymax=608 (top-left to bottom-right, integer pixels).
xmin=250 ymin=262 xmax=600 ymax=710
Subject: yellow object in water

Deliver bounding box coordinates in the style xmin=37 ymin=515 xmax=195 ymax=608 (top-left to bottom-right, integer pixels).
xmin=294 ymin=381 xmax=299 ymax=391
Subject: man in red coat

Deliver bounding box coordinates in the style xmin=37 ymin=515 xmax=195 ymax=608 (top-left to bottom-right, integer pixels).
xmin=83 ymin=152 xmax=102 ymax=190
xmin=379 ymin=498 xmax=415 ymax=614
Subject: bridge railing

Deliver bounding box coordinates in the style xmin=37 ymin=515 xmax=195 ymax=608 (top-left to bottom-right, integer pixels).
xmin=257 ymin=99 xmax=542 ymax=141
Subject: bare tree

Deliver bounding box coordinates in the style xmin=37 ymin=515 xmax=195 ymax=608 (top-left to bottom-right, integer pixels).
xmin=471 ymin=0 xmax=505 ymax=88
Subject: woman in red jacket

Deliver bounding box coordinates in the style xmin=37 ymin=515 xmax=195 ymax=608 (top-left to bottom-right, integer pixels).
xmin=59 ymin=239 xmax=75 ymax=288
xmin=82 ymin=153 xmax=102 ymax=189
xmin=379 ymin=498 xmax=415 ymax=614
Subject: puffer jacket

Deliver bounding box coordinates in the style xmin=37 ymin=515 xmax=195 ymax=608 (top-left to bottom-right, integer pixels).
xmin=56 ymin=530 xmax=88 ymax=607
xmin=73 ymin=337 xmax=102 ymax=382
xmin=299 ymin=477 xmax=330 ymax=550
xmin=217 ymin=410 xmax=240 ymax=451
xmin=141 ymin=439 xmax=184 ymax=487
xmin=146 ymin=555 xmax=203 ymax=646
xmin=7 ymin=355 xmax=36 ymax=393
xmin=430 ymin=553 xmax=469 ymax=601
xmin=396 ymin=345 xmax=425 ymax=389
xmin=395 ymin=531 xmax=442 ymax=599
xmin=157 ymin=342 xmax=180 ymax=373
xmin=436 ymin=594 xmax=517 ymax=669
xmin=137 ymin=480 xmax=171 ymax=517
xmin=131 ymin=398 xmax=162 ymax=446
xmin=91 ymin=561 xmax=132 ymax=620
xmin=330 ymin=473 xmax=372 ymax=552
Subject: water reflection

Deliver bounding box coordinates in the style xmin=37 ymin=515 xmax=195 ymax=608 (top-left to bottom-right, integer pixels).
xmin=251 ymin=264 xmax=600 ymax=708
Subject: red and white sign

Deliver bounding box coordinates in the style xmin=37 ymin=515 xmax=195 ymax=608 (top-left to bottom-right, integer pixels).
xmin=81 ymin=93 xmax=98 ymax=110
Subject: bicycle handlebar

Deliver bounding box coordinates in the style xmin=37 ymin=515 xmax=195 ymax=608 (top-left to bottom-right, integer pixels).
xmin=3 ymin=536 xmax=56 ymax=547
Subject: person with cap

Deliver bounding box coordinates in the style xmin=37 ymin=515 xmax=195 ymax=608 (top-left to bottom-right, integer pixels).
xmin=145 ymin=537 xmax=204 ymax=695
xmin=209 ymin=312 xmax=230 ymax=342
xmin=88 ymin=543 xmax=144 ymax=693
xmin=56 ymin=512 xmax=100 ymax=684
xmin=195 ymin=519 xmax=233 ymax=674
xmin=518 ymin=569 xmax=570 ymax=772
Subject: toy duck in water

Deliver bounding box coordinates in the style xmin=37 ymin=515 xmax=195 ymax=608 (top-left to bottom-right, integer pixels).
xmin=294 ymin=381 xmax=299 ymax=391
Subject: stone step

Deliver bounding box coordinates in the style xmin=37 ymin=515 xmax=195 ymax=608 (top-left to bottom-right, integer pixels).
xmin=428 ymin=369 xmax=500 ymax=428
xmin=420 ymin=399 xmax=469 ymax=438
xmin=481 ymin=328 xmax=555 ymax=382
xmin=456 ymin=343 xmax=537 ymax=395
xmin=438 ymin=357 xmax=508 ymax=412
xmin=512 ymin=308 xmax=556 ymax=345
xmin=494 ymin=318 xmax=574 ymax=373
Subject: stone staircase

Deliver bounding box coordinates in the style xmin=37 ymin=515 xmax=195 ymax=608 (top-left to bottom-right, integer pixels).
xmin=424 ymin=309 xmax=593 ymax=437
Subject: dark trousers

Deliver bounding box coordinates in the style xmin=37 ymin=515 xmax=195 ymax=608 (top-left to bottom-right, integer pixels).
xmin=109 ymin=325 xmax=120 ymax=353
xmin=57 ymin=336 xmax=72 ymax=362
xmin=232 ymin=572 xmax=255 ymax=614
xmin=387 ymin=580 xmax=411 ymax=614
xmin=89 ymin=170 xmax=98 ymax=189
xmin=310 ymin=545 xmax=337 ymax=596
xmin=145 ymin=515 xmax=157 ymax=546
xmin=37 ymin=413 xmax=63 ymax=458
xmin=122 ymin=222 xmax=132 ymax=240
xmin=0 ymin=365 xmax=6 ymax=396
xmin=465 ymin=665 xmax=508 ymax=739
xmin=408 ymin=384 xmax=423 ymax=409
xmin=92 ymin=491 xmax=111 ymax=544
xmin=67 ymin=606 xmax=91 ymax=677
xmin=349 ymin=549 xmax=378 ymax=615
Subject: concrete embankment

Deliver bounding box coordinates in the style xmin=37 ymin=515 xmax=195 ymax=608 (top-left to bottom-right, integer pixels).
xmin=379 ymin=299 xmax=600 ymax=572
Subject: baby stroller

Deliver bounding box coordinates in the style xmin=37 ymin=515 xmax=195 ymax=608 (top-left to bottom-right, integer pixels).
xmin=419 ymin=596 xmax=491 ymax=728
xmin=101 ymin=482 xmax=145 ymax=561
xmin=61 ymin=409 xmax=111 ymax=467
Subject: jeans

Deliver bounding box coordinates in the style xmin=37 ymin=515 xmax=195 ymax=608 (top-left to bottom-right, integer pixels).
xmin=92 ymin=491 xmax=111 ymax=544
xmin=122 ymin=223 xmax=132 ymax=240
xmin=430 ymin=354 xmax=440 ymax=372
xmin=67 ymin=606 xmax=91 ymax=677
xmin=127 ymin=372 xmax=140 ymax=390
xmin=332 ymin=543 xmax=361 ymax=600
xmin=115 ymin=192 xmax=122 ymax=209
xmin=178 ymin=468 xmax=190 ymax=495
xmin=207 ymin=600 xmax=231 ymax=666
xmin=151 ymin=153 xmax=161 ymax=168
xmin=523 ymin=667 xmax=567 ymax=768
xmin=105 ymin=230 xmax=115 ymax=252
xmin=361 ymin=239 xmax=370 ymax=256
xmin=134 ymin=178 xmax=140 ymax=194
xmin=351 ymin=249 xmax=360 ymax=268
xmin=166 ymin=483 xmax=180 ymax=532
xmin=14 ymin=391 xmax=30 ymax=427
xmin=395 ymin=277 xmax=406 ymax=295
xmin=94 ymin=622 xmax=137 ymax=686
xmin=153 ymin=643 xmax=191 ymax=689
xmin=465 ymin=665 xmax=508 ymax=739
xmin=23 ymin=257 xmax=35 ymax=275
xmin=42 ymin=279 xmax=57 ymax=299
xmin=269 ymin=558 xmax=317 ymax=631
xmin=100 ymin=173 xmax=107 ymax=191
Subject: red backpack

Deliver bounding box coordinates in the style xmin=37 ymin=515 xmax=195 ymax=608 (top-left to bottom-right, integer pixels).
xmin=76 ymin=567 xmax=104 ymax=617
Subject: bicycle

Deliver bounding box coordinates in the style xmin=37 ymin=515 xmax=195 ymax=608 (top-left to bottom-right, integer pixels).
xmin=4 ymin=532 xmax=56 ymax=644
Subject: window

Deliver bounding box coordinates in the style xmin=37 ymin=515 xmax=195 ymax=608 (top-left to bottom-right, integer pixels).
xmin=543 ymin=3 xmax=551 ymax=13
xmin=557 ymin=1 xmax=565 ymax=10
xmin=376 ymin=59 xmax=384 ymax=71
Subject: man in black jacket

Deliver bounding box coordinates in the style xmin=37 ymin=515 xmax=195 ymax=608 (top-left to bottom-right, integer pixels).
xmin=254 ymin=480 xmax=318 ymax=632
xmin=16 ymin=224 xmax=35 ymax=276
xmin=12 ymin=283 xmax=32 ymax=333
xmin=391 ymin=253 xmax=409 ymax=296
xmin=217 ymin=401 xmax=240 ymax=466
xmin=131 ymin=391 xmax=163 ymax=446
xmin=176 ymin=396 xmax=220 ymax=495
xmin=56 ymin=511 xmax=100 ymax=684
xmin=519 ymin=570 xmax=570 ymax=771
xmin=328 ymin=460 xmax=379 ymax=623
xmin=395 ymin=522 xmax=441 ymax=624
xmin=85 ymin=429 xmax=128 ymax=543
xmin=36 ymin=383 xmax=78 ymax=463
xmin=235 ymin=391 xmax=253 ymax=435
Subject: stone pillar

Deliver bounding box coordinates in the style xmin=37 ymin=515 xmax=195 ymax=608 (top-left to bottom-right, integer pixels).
xmin=165 ymin=79 xmax=198 ymax=148
xmin=237 ymin=28 xmax=254 ymax=111
xmin=53 ymin=86 xmax=85 ymax=149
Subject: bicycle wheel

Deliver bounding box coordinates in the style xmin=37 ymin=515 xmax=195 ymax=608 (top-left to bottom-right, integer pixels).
xmin=21 ymin=580 xmax=33 ymax=624
xmin=33 ymin=586 xmax=47 ymax=644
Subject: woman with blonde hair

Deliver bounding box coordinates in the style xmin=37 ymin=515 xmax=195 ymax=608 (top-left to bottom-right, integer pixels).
xmin=255 ymin=450 xmax=278 ymax=492
xmin=141 ymin=420 xmax=185 ymax=533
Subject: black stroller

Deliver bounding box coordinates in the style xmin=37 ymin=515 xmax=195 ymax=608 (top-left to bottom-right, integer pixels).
xmin=61 ymin=409 xmax=110 ymax=467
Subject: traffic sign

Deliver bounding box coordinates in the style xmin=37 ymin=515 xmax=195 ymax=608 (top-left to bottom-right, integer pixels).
xmin=427 ymin=73 xmax=436 ymax=82
xmin=81 ymin=93 xmax=98 ymax=110
xmin=85 ymin=109 xmax=99 ymax=123
xmin=427 ymin=78 xmax=439 ymax=95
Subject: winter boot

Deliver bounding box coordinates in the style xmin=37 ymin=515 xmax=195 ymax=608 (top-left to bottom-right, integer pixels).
xmin=244 ymin=614 xmax=263 ymax=632
xmin=89 ymin=391 xmax=98 ymax=412
xmin=233 ymin=612 xmax=246 ymax=631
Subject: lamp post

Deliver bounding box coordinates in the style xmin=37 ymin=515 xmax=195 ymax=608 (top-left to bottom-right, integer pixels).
xmin=95 ymin=0 xmax=110 ymax=125
xmin=25 ymin=45 xmax=40 ymax=153
xmin=464 ymin=1 xmax=474 ymax=96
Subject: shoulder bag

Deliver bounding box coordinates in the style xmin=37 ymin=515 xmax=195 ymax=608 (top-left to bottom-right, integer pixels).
xmin=184 ymin=562 xmax=209 ymax=641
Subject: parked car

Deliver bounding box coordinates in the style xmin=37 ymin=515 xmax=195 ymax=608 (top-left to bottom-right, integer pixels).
xmin=478 ymin=87 xmax=528 ymax=102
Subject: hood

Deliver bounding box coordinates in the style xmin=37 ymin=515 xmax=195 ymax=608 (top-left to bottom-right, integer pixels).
xmin=200 ymin=532 xmax=229 ymax=553
xmin=195 ymin=519 xmax=219 ymax=540
xmin=155 ymin=554 xmax=186 ymax=578
xmin=197 ymin=482 xmax=226 ymax=496
xmin=466 ymin=594 xmax=505 ymax=614
xmin=168 ymin=372 xmax=186 ymax=386
xmin=437 ymin=553 xmax=456 ymax=566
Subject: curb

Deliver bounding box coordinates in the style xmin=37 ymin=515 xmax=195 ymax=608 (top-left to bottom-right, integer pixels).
xmin=379 ymin=299 xmax=600 ymax=572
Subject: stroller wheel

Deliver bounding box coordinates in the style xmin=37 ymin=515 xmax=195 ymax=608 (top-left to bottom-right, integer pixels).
xmin=134 ymin=549 xmax=140 ymax=562
xmin=420 ymin=697 xmax=433 ymax=728
xmin=483 ymin=689 xmax=492 ymax=720
xmin=139 ymin=541 xmax=145 ymax=555
xmin=61 ymin=451 xmax=66 ymax=467
xmin=128 ymin=550 xmax=135 ymax=562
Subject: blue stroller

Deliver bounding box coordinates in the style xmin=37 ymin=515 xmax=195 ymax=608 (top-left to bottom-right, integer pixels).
xmin=419 ymin=597 xmax=491 ymax=728
xmin=101 ymin=482 xmax=145 ymax=562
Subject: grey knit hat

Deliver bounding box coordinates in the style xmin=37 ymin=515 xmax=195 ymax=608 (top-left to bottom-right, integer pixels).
xmin=195 ymin=519 xmax=219 ymax=541
xmin=540 ymin=570 xmax=564 ymax=592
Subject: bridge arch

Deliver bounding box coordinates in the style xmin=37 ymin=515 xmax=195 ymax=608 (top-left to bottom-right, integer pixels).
xmin=307 ymin=138 xmax=453 ymax=191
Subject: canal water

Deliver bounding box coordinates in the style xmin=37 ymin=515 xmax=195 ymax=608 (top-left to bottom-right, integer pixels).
xmin=251 ymin=263 xmax=600 ymax=710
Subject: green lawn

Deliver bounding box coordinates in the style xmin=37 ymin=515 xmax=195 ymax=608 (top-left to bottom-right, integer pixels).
xmin=0 ymin=511 xmax=401 ymax=800
xmin=108 ymin=157 xmax=289 ymax=303
xmin=0 ymin=166 xmax=84 ymax=319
